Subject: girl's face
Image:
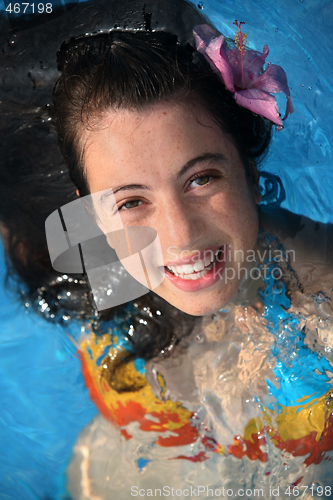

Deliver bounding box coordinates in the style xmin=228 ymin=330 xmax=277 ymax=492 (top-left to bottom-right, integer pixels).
xmin=83 ymin=102 xmax=260 ymax=316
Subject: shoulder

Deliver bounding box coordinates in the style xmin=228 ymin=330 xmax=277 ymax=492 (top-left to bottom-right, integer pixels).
xmin=259 ymin=206 xmax=333 ymax=295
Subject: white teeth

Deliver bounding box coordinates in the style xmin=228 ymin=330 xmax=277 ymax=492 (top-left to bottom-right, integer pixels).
xmin=166 ymin=247 xmax=223 ymax=279
xmin=178 ymin=268 xmax=210 ymax=280
xmin=204 ymin=255 xmax=211 ymax=267
xmin=177 ymin=264 xmax=193 ymax=274
xmin=193 ymin=260 xmax=205 ymax=272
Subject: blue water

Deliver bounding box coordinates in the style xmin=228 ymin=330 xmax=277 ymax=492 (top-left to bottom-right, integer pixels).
xmin=0 ymin=0 xmax=332 ymax=498
xmin=0 ymin=242 xmax=97 ymax=499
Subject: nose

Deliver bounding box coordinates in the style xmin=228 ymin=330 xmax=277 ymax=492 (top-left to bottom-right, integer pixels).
xmin=154 ymin=196 xmax=205 ymax=253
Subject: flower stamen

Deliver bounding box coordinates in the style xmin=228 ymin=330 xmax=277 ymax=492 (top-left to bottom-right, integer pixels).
xmin=233 ymin=20 xmax=247 ymax=88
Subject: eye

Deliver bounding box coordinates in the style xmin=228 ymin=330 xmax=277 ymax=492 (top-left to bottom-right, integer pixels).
xmin=188 ymin=173 xmax=216 ymax=189
xmin=117 ymin=199 xmax=143 ymax=212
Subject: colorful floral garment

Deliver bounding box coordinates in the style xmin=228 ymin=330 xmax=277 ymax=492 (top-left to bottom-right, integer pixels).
xmin=69 ymin=233 xmax=333 ymax=498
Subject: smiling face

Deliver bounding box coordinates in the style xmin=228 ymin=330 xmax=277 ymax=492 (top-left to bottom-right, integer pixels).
xmin=82 ymin=102 xmax=260 ymax=316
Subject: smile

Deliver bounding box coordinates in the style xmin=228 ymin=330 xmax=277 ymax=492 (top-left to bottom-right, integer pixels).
xmin=163 ymin=246 xmax=228 ymax=292
xmin=166 ymin=247 xmax=222 ymax=278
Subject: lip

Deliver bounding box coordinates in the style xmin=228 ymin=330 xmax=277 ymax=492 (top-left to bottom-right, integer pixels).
xmin=164 ymin=246 xmax=221 ymax=267
xmin=163 ymin=245 xmax=228 ymax=293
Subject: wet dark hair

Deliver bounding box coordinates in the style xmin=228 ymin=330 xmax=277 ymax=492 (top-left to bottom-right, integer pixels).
xmin=53 ymin=30 xmax=272 ymax=197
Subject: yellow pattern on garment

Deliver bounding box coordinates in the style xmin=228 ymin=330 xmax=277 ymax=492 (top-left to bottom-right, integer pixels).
xmin=275 ymin=391 xmax=333 ymax=442
xmin=242 ymin=392 xmax=332 ymax=444
xmin=79 ymin=331 xmax=333 ymax=461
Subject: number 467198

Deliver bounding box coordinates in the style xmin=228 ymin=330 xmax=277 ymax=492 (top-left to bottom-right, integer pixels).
xmin=285 ymin=485 xmax=332 ymax=497
xmin=5 ymin=3 xmax=53 ymax=14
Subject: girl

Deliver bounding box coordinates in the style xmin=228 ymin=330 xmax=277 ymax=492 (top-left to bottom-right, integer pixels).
xmin=1 ymin=0 xmax=332 ymax=498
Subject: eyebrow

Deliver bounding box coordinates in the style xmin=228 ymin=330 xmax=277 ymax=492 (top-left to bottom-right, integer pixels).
xmin=100 ymin=153 xmax=227 ymax=203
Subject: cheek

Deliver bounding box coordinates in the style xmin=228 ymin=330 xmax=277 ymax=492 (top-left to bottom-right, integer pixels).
xmin=209 ymin=183 xmax=259 ymax=246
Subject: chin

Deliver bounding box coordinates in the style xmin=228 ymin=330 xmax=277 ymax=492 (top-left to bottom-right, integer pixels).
xmin=153 ymin=285 xmax=238 ymax=317
xmin=180 ymin=299 xmax=231 ymax=317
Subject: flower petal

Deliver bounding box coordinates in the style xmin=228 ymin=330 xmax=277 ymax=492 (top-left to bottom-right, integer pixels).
xmin=283 ymin=96 xmax=294 ymax=121
xmin=235 ymin=89 xmax=283 ymax=126
xmin=243 ymin=45 xmax=269 ymax=82
xmin=205 ymin=36 xmax=235 ymax=92
xmin=193 ymin=24 xmax=221 ymax=51
xmin=249 ymin=63 xmax=294 ymax=121
xmin=249 ymin=63 xmax=290 ymax=95
xmin=225 ymin=47 xmax=243 ymax=88
xmin=194 ymin=25 xmax=235 ymax=92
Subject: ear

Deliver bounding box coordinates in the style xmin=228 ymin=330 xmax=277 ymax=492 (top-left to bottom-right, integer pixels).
xmin=248 ymin=162 xmax=261 ymax=204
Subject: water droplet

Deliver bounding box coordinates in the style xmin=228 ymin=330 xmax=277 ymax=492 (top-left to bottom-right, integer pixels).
xmin=197 ymin=2 xmax=204 ymax=9
xmin=309 ymin=86 xmax=312 ymax=90
xmin=275 ymin=28 xmax=278 ymax=32
xmin=196 ymin=334 xmax=204 ymax=343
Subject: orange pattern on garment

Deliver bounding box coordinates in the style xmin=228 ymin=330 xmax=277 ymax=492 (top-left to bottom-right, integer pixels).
xmin=79 ymin=334 xmax=333 ymax=465
xmin=79 ymin=335 xmax=199 ymax=447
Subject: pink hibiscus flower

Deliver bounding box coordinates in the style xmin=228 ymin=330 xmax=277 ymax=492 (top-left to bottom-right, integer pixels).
xmin=193 ymin=22 xmax=293 ymax=130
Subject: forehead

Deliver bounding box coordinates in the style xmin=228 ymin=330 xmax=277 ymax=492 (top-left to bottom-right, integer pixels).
xmin=82 ymin=102 xmax=239 ymax=191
